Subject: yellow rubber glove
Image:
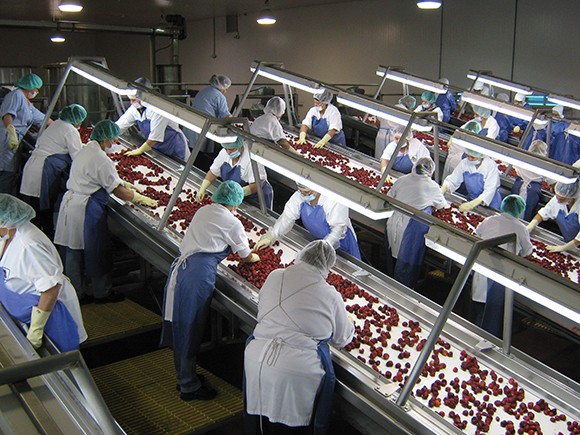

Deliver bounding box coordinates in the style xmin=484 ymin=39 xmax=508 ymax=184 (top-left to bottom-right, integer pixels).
xmin=244 ymin=253 xmax=260 ymax=263
xmin=313 ymin=134 xmax=332 ymax=149
xmin=123 ymin=180 xmax=143 ymax=193
xmin=513 ymin=126 xmax=521 ymax=134
xmin=132 ymin=192 xmax=158 ymax=207
xmin=546 ymin=240 xmax=577 ymax=253
xmin=6 ymin=124 xmax=19 ymax=151
xmin=297 ymin=132 xmax=307 ymax=145
xmin=526 ymin=220 xmax=539 ymax=233
xmin=27 ymin=306 xmax=51 ymax=349
xmin=126 ymin=143 xmax=152 ymax=156
xmin=440 ymin=183 xmax=449 ymax=195
xmin=242 ymin=185 xmax=252 ymax=197
xmin=195 ymin=179 xmax=211 ymax=202
xmin=458 ymin=197 xmax=483 ymax=212
xmin=254 ymin=231 xmax=276 ymax=250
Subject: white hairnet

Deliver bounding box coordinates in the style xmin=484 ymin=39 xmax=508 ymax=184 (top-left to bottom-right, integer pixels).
xmin=413 ymin=157 xmax=435 ymax=177
xmin=528 ymin=140 xmax=547 ymax=157
xmin=473 ymin=80 xmax=484 ymax=90
xmin=480 ymin=86 xmax=491 ymax=96
xmin=555 ymin=181 xmax=579 ymax=198
xmin=210 ymin=74 xmax=231 ymax=90
xmin=0 ymin=194 xmax=36 ymax=228
xmin=496 ymin=93 xmax=509 ymax=102
xmin=296 ymin=240 xmax=336 ymax=277
xmin=264 ymin=96 xmax=286 ymax=117
xmin=313 ymin=89 xmax=333 ymax=104
xmin=439 ymin=77 xmax=449 ymax=85
xmin=514 ymin=92 xmax=526 ymax=102
xmin=552 ymin=105 xmax=564 ymax=118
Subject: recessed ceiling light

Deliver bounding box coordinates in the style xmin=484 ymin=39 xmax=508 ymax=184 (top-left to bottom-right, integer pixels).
xmin=58 ymin=1 xmax=83 ymax=13
xmin=417 ymin=0 xmax=442 ymax=9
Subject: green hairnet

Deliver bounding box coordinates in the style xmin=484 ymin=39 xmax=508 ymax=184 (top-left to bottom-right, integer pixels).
xmin=0 ymin=194 xmax=36 ymax=228
xmin=221 ymin=136 xmax=244 ymax=149
xmin=421 ymin=91 xmax=436 ymax=104
xmin=296 ymin=240 xmax=336 ymax=277
xmin=15 ymin=73 xmax=43 ymax=90
xmin=462 ymin=120 xmax=482 ymax=134
xmin=211 ymin=180 xmax=244 ymax=206
xmin=91 ymin=120 xmax=121 ymax=142
xmin=473 ymin=105 xmax=491 ymax=118
xmin=59 ymin=104 xmax=87 ymax=126
xmin=555 ymin=180 xmax=579 ymax=198
xmin=500 ymin=194 xmax=526 ymax=218
xmin=465 ymin=148 xmax=485 ymax=158
xmin=398 ymin=95 xmax=417 ymax=110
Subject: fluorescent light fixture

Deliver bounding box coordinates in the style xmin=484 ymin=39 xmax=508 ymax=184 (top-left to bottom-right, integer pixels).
xmin=257 ymin=1 xmax=276 ymax=25
xmin=50 ymin=34 xmax=66 ymax=43
xmin=249 ymin=62 xmax=321 ymax=94
xmin=417 ymin=0 xmax=442 ymax=9
xmin=337 ymin=92 xmax=432 ymax=132
xmin=461 ymin=91 xmax=545 ymax=123
xmin=466 ymin=70 xmax=533 ymax=95
xmin=70 ymin=64 xmax=137 ymax=96
xmin=566 ymin=122 xmax=580 ymax=139
xmin=376 ymin=67 xmax=446 ymax=94
xmin=548 ymin=94 xmax=580 ymax=111
xmin=58 ymin=0 xmax=83 ymax=12
xmin=452 ymin=130 xmax=578 ymax=184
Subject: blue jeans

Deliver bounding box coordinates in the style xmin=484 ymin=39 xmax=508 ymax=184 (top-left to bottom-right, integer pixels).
xmin=0 ymin=171 xmax=18 ymax=196
xmin=64 ymin=248 xmax=112 ymax=299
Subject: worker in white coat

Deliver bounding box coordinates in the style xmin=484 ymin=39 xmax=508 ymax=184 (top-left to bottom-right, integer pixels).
xmin=473 ymin=105 xmax=500 ymax=140
xmin=414 ymin=91 xmax=444 ymax=122
xmin=54 ymin=120 xmax=158 ymax=304
xmin=442 ymin=119 xmax=482 ymax=179
xmin=385 ymin=157 xmax=449 ymax=289
xmin=161 ymin=181 xmax=259 ymax=401
xmin=244 ymin=240 xmax=354 ymax=434
xmin=0 ymin=194 xmax=87 ymax=351
xmin=471 ymin=195 xmax=533 ymax=336
xmin=255 ymin=184 xmax=362 ymax=259
xmin=297 ymin=89 xmax=346 ymax=148
xmin=374 ymin=98 xmax=415 ymax=159
xmin=380 ymin=128 xmax=430 ymax=177
xmin=249 ymin=96 xmax=299 ymax=153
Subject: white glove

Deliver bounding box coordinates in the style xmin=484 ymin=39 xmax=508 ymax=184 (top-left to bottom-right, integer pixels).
xmin=242 ymin=185 xmax=252 ymax=197
xmin=440 ymin=183 xmax=449 ymax=195
xmin=458 ymin=197 xmax=483 ymax=212
xmin=132 ymin=192 xmax=158 ymax=207
xmin=6 ymin=124 xmax=19 ymax=151
xmin=526 ymin=220 xmax=539 ymax=233
xmin=546 ymin=240 xmax=577 ymax=253
xmin=195 ymin=179 xmax=211 ymax=202
xmin=254 ymin=231 xmax=276 ymax=250
xmin=297 ymin=132 xmax=307 ymax=145
xmin=313 ymin=133 xmax=332 ymax=149
xmin=126 ymin=143 xmax=152 ymax=156
xmin=27 ymin=306 xmax=51 ymax=349
xmin=244 ymin=253 xmax=260 ymax=263
xmin=123 ymin=180 xmax=143 ymax=193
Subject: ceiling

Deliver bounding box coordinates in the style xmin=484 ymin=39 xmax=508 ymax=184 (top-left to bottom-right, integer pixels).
xmin=0 ymin=0 xmax=356 ymax=29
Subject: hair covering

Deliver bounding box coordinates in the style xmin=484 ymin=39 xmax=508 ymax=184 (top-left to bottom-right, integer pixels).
xmin=465 ymin=148 xmax=485 ymax=159
xmin=496 ymin=93 xmax=509 ymax=102
xmin=59 ymin=104 xmax=87 ymax=126
xmin=264 ymin=96 xmax=286 ymax=117
xmin=134 ymin=76 xmax=153 ymax=89
xmin=211 ymin=180 xmax=244 ymax=206
xmin=439 ymin=77 xmax=450 ymax=85
xmin=15 ymin=73 xmax=43 ymax=90
xmin=528 ymin=140 xmax=547 ymax=157
xmin=0 ymin=194 xmax=36 ymax=228
xmin=296 ymin=239 xmax=336 ymax=277
xmin=473 ymin=105 xmax=491 ymax=118
xmin=462 ymin=120 xmax=482 ymax=133
xmin=209 ymin=74 xmax=231 ymax=90
xmin=421 ymin=91 xmax=436 ymax=104
xmin=501 ymin=194 xmax=526 ymax=218
xmin=91 ymin=120 xmax=121 ymax=142
xmin=514 ymin=92 xmax=526 ymax=102
xmin=413 ymin=157 xmax=435 ymax=177
xmin=473 ymin=80 xmax=485 ymax=91
xmin=480 ymin=86 xmax=491 ymax=97
xmin=552 ymin=105 xmax=564 ymax=118
xmin=313 ymin=89 xmax=333 ymax=104
xmin=221 ymin=136 xmax=244 ymax=149
xmin=555 ymin=180 xmax=579 ymax=198
xmin=398 ymin=95 xmax=417 ymax=110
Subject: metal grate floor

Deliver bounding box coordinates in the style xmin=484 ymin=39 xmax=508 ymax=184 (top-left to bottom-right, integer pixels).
xmin=90 ymin=348 xmax=244 ymax=434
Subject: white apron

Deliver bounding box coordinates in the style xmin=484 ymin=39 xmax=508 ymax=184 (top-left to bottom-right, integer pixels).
xmin=53 ymin=191 xmax=90 ymax=250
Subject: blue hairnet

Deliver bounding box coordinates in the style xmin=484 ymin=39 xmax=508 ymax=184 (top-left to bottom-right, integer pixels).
xmin=528 ymin=140 xmax=547 ymax=157
xmin=421 ymin=91 xmax=436 ymax=104
xmin=15 ymin=73 xmax=43 ymax=90
xmin=221 ymin=136 xmax=244 ymax=149
xmin=500 ymin=194 xmax=526 ymax=218
xmin=59 ymin=104 xmax=87 ymax=126
xmin=210 ymin=74 xmax=231 ymax=90
xmin=413 ymin=157 xmax=435 ymax=177
xmin=465 ymin=148 xmax=485 ymax=158
xmin=473 ymin=105 xmax=491 ymax=118
xmin=555 ymin=180 xmax=579 ymax=198
xmin=212 ymin=180 xmax=244 ymax=206
xmin=398 ymin=95 xmax=417 ymax=110
xmin=264 ymin=96 xmax=286 ymax=117
xmin=91 ymin=120 xmax=121 ymax=142
xmin=134 ymin=76 xmax=153 ymax=89
xmin=0 ymin=194 xmax=36 ymax=228
xmin=296 ymin=239 xmax=336 ymax=277
xmin=313 ymin=89 xmax=333 ymax=104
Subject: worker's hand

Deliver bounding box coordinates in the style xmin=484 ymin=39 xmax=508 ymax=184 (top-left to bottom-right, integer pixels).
xmin=26 ymin=306 xmax=51 ymax=349
xmin=195 ymin=179 xmax=211 ymax=202
xmin=313 ymin=134 xmax=332 ymax=149
xmin=244 ymin=253 xmax=260 ymax=263
xmin=126 ymin=143 xmax=152 ymax=157
xmin=242 ymin=185 xmax=252 ymax=197
xmin=526 ymin=220 xmax=539 ymax=233
xmin=254 ymin=232 xmax=276 ymax=251
xmin=123 ymin=180 xmax=143 ymax=193
xmin=513 ymin=126 xmax=521 ymax=134
xmin=132 ymin=192 xmax=158 ymax=207
xmin=296 ymin=132 xmax=307 ymax=145
xmin=6 ymin=124 xmax=19 ymax=151
xmin=458 ymin=197 xmax=483 ymax=212
xmin=385 ymin=174 xmax=394 ymax=185
xmin=347 ymin=314 xmax=357 ymax=325
xmin=546 ymin=240 xmax=576 ymax=253
xmin=440 ymin=183 xmax=449 ymax=195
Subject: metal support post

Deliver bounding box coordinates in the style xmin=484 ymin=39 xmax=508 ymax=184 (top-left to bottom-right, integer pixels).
xmin=433 ymin=125 xmax=440 ymax=183
xmin=232 ymin=62 xmax=263 ymax=117
xmin=502 ymin=287 xmax=515 ymax=355
xmin=241 ymin=119 xmax=267 ymax=214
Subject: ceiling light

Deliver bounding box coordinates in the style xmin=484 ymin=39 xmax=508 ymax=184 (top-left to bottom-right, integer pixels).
xmin=51 ymin=34 xmax=66 ymax=43
xmin=417 ymin=0 xmax=442 ymax=9
xmin=58 ymin=1 xmax=83 ymax=12
xmin=257 ymin=1 xmax=276 ymax=25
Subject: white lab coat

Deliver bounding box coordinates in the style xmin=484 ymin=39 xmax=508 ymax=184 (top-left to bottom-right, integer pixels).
xmin=386 ymin=173 xmax=448 ymax=258
xmin=54 ymin=141 xmax=122 ymax=250
xmin=20 ymin=120 xmax=83 ymax=198
xmin=380 ymin=138 xmax=430 ymax=164
xmin=244 ymin=263 xmax=354 ymax=426
xmin=301 ymin=104 xmax=343 ymax=132
xmin=471 ymin=213 xmax=533 ymax=302
xmin=481 ymin=115 xmax=500 ymax=140
xmin=443 ymin=157 xmax=501 ymax=207
xmin=415 ymin=105 xmax=444 ymax=122
xmin=375 ymin=117 xmax=400 ymax=159
xmin=249 ymin=113 xmax=286 ymax=143
xmin=1 ymin=222 xmax=87 ymax=343
xmin=209 ymin=145 xmax=268 ymax=184
xmin=538 ymin=195 xmax=580 ymax=242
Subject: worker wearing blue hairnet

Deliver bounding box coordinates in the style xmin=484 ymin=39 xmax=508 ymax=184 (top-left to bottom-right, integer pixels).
xmin=249 ymin=96 xmax=300 ymax=154
xmin=527 ymin=180 xmax=580 ymax=253
xmin=297 ymin=89 xmax=346 ymax=149
xmin=435 ymin=78 xmax=456 ymax=123
xmin=415 ymin=91 xmax=444 ymax=122
xmin=195 ymin=136 xmax=273 ymax=209
xmin=550 ymin=125 xmax=580 ymax=165
xmin=161 ymin=180 xmax=258 ymax=401
xmin=471 ymin=194 xmax=533 ymax=337
xmin=0 ymin=73 xmax=53 ymax=195
xmin=54 ymin=120 xmax=158 ymax=304
xmin=385 ymin=157 xmax=449 ymax=289
xmin=0 ymin=194 xmax=87 ymax=351
xmin=380 ymin=128 xmax=430 ymax=178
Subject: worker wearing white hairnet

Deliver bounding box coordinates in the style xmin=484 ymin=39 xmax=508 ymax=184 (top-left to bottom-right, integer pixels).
xmin=195 ymin=136 xmax=273 ymax=208
xmin=550 ymin=124 xmax=580 ymax=165
xmin=162 ymin=181 xmax=259 ymax=401
xmin=297 ymin=89 xmax=346 ymax=148
xmin=414 ymin=91 xmax=444 ymax=122
xmin=471 ymin=195 xmax=533 ymax=337
xmin=527 ymin=180 xmax=580 ymax=253
xmin=442 ymin=148 xmax=502 ymax=212
xmin=374 ymin=100 xmax=412 ymax=159
xmin=380 ymin=128 xmax=430 ymax=178
xmin=442 ymin=119 xmax=482 ymax=179
xmin=385 ymin=157 xmax=448 ymax=289
xmin=510 ymin=92 xmax=531 ymax=134
xmin=249 ymin=96 xmax=299 ymax=154
xmin=492 ymin=93 xmax=513 ymax=143
xmin=549 ymin=105 xmax=569 ymax=143
xmin=245 ymin=240 xmax=354 ymax=434
xmin=54 ymin=120 xmax=158 ymax=304
xmin=0 ymin=194 xmax=87 ymax=351
xmin=472 ymin=105 xmax=500 ymax=140
xmin=435 ymin=78 xmax=456 ymax=123
xmin=255 ymin=185 xmax=361 ymax=259
xmin=520 ymin=119 xmax=548 ymax=151
xmin=472 ymin=79 xmax=491 ymax=97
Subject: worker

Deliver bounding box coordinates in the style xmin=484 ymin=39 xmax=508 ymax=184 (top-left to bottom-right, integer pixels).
xmin=54 ymin=120 xmax=158 ymax=304
xmin=520 ymin=119 xmax=547 ymax=150
xmin=442 ymin=148 xmax=502 ymax=211
xmin=20 ymin=104 xmax=87 ymax=238
xmin=116 ymin=77 xmax=190 ymax=161
xmin=549 ymin=105 xmax=569 ymax=143
xmin=550 ymin=126 xmax=580 ymax=165
xmin=385 ymin=157 xmax=449 ymax=288
xmin=244 ymin=239 xmax=354 ymax=434
xmin=380 ymin=128 xmax=430 ymax=176
xmin=255 ymin=184 xmax=362 ymax=259
xmin=471 ymin=195 xmax=533 ymax=337
xmin=297 ymin=89 xmax=346 ymax=148
xmin=415 ymin=91 xmax=444 ymax=122
xmin=473 ymin=105 xmax=500 ymax=140
xmin=527 ymin=180 xmax=580 ymax=253
xmin=511 ymin=92 xmax=531 ymax=134
xmin=161 ymin=180 xmax=259 ymax=401
xmin=472 ymin=79 xmax=491 ymax=97
xmin=195 ymin=136 xmax=273 ymax=209
xmin=249 ymin=96 xmax=299 ymax=153
xmin=442 ymin=119 xmax=482 ymax=179
xmin=493 ymin=93 xmax=513 ymax=143
xmin=1 ymin=73 xmax=53 ymax=195
xmin=184 ymin=74 xmax=232 ymax=153
xmin=0 ymin=194 xmax=87 ymax=351
xmin=511 ymin=140 xmax=553 ymax=222
xmin=374 ymin=98 xmax=414 ymax=159
xmin=435 ymin=78 xmax=457 ymax=123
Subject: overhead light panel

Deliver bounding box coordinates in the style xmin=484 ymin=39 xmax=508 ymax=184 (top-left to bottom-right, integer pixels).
xmin=376 ymin=66 xmax=446 ymax=94
xmin=50 ymin=34 xmax=65 ymax=43
xmin=417 ymin=0 xmax=442 ymax=9
xmin=548 ymin=94 xmax=580 ymax=111
xmin=70 ymin=62 xmax=137 ymax=96
xmin=466 ymin=70 xmax=533 ymax=95
xmin=461 ymin=91 xmax=544 ymax=123
xmin=257 ymin=0 xmax=276 ymax=25
xmin=58 ymin=0 xmax=83 ymax=12
xmin=249 ymin=62 xmax=321 ymax=94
